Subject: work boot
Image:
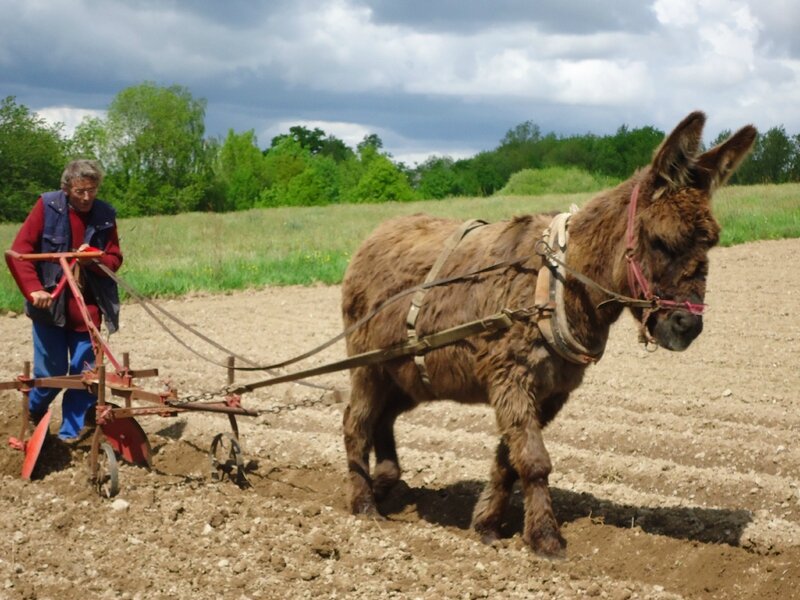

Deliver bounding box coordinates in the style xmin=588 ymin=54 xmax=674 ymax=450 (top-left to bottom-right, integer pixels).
xmin=61 ymin=407 xmax=97 ymax=445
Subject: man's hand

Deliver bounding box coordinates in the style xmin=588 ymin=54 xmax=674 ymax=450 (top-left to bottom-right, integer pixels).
xmin=76 ymin=243 xmax=93 ymax=265
xmin=29 ymin=289 xmax=53 ymax=308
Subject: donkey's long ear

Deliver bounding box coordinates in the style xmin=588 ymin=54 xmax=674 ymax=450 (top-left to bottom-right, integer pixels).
xmin=651 ymin=111 xmax=706 ymax=194
xmin=693 ymin=125 xmax=757 ymax=193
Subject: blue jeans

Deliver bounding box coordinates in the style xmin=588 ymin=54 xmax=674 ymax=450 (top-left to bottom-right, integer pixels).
xmin=29 ymin=322 xmax=96 ymax=440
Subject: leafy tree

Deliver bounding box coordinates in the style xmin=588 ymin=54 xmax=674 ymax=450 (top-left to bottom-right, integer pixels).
xmin=0 ymin=96 xmax=68 ymax=221
xmin=500 ymin=120 xmax=542 ymax=146
xmin=318 ymin=135 xmax=355 ymax=162
xmin=216 ymin=129 xmax=267 ymax=211
xmin=357 ymin=133 xmax=384 ymax=156
xmin=733 ymin=127 xmax=794 ymax=184
xmin=590 ymin=125 xmax=663 ymax=178
xmin=542 ymin=135 xmax=589 ymax=169
xmin=336 ymin=154 xmax=367 ymax=201
xmin=497 ymin=121 xmax=543 ymax=174
xmin=270 ymin=125 xmax=354 ymax=163
xmin=790 ymin=134 xmax=800 ymax=182
xmin=284 ymin=156 xmax=340 ymax=206
xmin=76 ymin=82 xmax=213 ymax=216
xmin=710 ymin=129 xmax=733 ymax=148
xmin=469 ymin=151 xmax=510 ymax=195
xmin=350 ymin=153 xmax=416 ymax=202
xmin=258 ymin=137 xmax=313 ymax=207
xmin=271 ymin=126 xmax=326 ymax=154
xmin=70 ymin=115 xmax=108 ymax=161
xmin=756 ymin=126 xmax=793 ymax=183
xmin=416 ymin=156 xmax=460 ymax=199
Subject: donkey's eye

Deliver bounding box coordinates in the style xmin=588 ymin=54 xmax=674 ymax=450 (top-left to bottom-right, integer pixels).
xmin=652 ymin=237 xmax=674 ymax=257
xmin=693 ymin=260 xmax=709 ymax=280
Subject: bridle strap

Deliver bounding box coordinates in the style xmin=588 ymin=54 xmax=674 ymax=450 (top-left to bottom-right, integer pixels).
xmin=624 ymin=184 xmax=706 ymax=317
xmin=625 ymin=183 xmax=653 ymax=301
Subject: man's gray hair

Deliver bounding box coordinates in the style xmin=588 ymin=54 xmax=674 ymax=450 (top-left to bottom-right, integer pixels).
xmin=60 ymin=159 xmax=104 ymax=190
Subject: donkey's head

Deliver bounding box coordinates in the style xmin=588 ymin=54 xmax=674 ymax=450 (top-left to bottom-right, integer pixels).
xmin=626 ymin=111 xmax=756 ymax=351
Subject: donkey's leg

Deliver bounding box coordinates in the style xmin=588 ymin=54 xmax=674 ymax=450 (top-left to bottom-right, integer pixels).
xmin=371 ymin=385 xmax=416 ymax=500
xmin=371 ymin=404 xmax=401 ymax=501
xmin=343 ymin=365 xmax=386 ymax=517
xmin=472 ymin=437 xmax=518 ymax=544
xmin=494 ymin=390 xmax=565 ymax=557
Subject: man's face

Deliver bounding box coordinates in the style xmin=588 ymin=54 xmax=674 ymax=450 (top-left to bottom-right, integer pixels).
xmin=68 ymin=178 xmax=98 ymax=212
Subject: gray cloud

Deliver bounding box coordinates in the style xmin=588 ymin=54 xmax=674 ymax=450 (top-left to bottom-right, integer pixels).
xmin=365 ymin=0 xmax=657 ymax=35
xmin=0 ymin=0 xmax=796 ymax=164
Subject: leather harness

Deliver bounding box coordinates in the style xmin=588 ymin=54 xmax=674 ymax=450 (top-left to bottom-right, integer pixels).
xmin=405 ymin=219 xmax=489 ymax=388
xmin=533 ymin=209 xmax=604 ymax=364
xmin=405 ymin=212 xmax=600 ymax=395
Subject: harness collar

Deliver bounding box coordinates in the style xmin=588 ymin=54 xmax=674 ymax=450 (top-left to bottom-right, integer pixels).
xmin=534 ymin=209 xmax=604 ymax=365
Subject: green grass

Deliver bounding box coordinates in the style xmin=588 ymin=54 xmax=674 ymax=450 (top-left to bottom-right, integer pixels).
xmin=1 ymin=183 xmax=798 ymax=313
xmin=711 ymin=183 xmax=800 ymax=246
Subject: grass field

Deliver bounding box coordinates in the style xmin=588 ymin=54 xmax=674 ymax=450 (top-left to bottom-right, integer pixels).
xmin=1 ymin=182 xmax=798 ymax=313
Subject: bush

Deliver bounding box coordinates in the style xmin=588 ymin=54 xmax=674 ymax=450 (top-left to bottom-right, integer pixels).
xmin=495 ymin=166 xmax=619 ymax=196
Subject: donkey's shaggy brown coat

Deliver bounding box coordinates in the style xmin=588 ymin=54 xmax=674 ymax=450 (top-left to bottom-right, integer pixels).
xmin=340 ymin=112 xmax=756 ymax=556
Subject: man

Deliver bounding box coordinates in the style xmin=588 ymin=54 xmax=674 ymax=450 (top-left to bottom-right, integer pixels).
xmin=7 ymin=159 xmax=123 ymax=442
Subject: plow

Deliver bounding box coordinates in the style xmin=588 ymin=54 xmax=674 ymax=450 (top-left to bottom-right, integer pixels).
xmin=1 ymin=249 xmax=275 ymax=497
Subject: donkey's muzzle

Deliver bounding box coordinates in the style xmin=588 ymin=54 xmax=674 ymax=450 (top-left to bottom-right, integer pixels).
xmin=651 ymin=308 xmax=704 ymax=351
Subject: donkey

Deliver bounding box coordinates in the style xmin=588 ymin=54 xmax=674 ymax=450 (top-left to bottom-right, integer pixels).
xmin=340 ymin=112 xmax=756 ymax=556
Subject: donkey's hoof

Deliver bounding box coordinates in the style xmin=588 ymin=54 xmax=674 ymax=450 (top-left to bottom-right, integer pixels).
xmin=526 ymin=529 xmax=567 ymax=559
xmin=351 ymin=499 xmax=384 ymax=520
xmin=473 ymin=524 xmax=501 ymax=546
xmin=372 ymin=461 xmax=401 ymax=501
xmin=479 ymin=530 xmax=501 ymax=546
xmin=372 ymin=478 xmax=399 ymax=503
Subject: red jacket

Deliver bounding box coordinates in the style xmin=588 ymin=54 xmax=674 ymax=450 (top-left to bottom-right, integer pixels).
xmin=9 ymin=198 xmax=123 ymax=331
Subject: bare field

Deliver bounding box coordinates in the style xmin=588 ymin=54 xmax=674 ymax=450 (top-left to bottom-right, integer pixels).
xmin=1 ymin=238 xmax=799 ymax=599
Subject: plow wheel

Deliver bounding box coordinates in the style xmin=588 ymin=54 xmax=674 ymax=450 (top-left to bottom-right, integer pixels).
xmin=209 ymin=432 xmax=250 ymax=488
xmin=95 ymin=442 xmax=120 ymax=498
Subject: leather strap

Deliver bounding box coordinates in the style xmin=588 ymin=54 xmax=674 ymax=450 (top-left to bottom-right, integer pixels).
xmin=231 ymin=310 xmax=515 ymax=394
xmin=406 ymin=219 xmax=488 ymax=391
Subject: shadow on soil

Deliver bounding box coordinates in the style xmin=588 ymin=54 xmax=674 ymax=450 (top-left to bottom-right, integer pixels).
xmin=380 ymin=479 xmax=752 ymax=548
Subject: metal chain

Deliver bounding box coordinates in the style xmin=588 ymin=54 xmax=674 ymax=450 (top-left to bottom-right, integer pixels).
xmin=173 ymin=389 xmax=230 ymax=404
xmin=171 ymin=383 xmax=336 ymax=417
xmin=257 ymin=392 xmax=332 ymax=415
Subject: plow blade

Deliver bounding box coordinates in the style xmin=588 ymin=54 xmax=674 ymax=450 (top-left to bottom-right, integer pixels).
xmin=101 ymin=416 xmax=152 ymax=467
xmin=21 ymin=410 xmax=52 ymax=480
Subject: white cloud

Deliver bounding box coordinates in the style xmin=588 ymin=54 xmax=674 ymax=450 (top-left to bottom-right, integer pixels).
xmin=660 ymin=1 xmax=761 ymax=86
xmin=35 ymin=107 xmax=106 ymax=136
xmin=261 ymin=119 xmax=376 ymax=149
xmin=653 ymin=0 xmax=700 ymax=26
xmin=552 ymin=60 xmax=651 ymax=104
xmin=393 ymin=147 xmax=476 ymax=167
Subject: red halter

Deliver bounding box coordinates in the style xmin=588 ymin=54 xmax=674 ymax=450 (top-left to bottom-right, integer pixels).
xmin=625 ymin=184 xmax=706 ymax=316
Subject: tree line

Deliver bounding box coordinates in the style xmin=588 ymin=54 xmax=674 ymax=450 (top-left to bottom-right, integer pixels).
xmin=2 ymin=83 xmax=799 ymax=222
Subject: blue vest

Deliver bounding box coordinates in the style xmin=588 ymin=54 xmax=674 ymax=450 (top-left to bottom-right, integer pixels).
xmin=25 ymin=191 xmax=121 ymax=333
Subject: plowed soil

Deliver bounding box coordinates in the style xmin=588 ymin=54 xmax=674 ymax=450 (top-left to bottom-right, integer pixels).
xmin=1 ymin=238 xmax=799 ymax=600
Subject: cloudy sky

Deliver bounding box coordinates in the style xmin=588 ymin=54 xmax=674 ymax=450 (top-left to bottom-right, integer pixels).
xmin=1 ymin=0 xmax=798 ymax=164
